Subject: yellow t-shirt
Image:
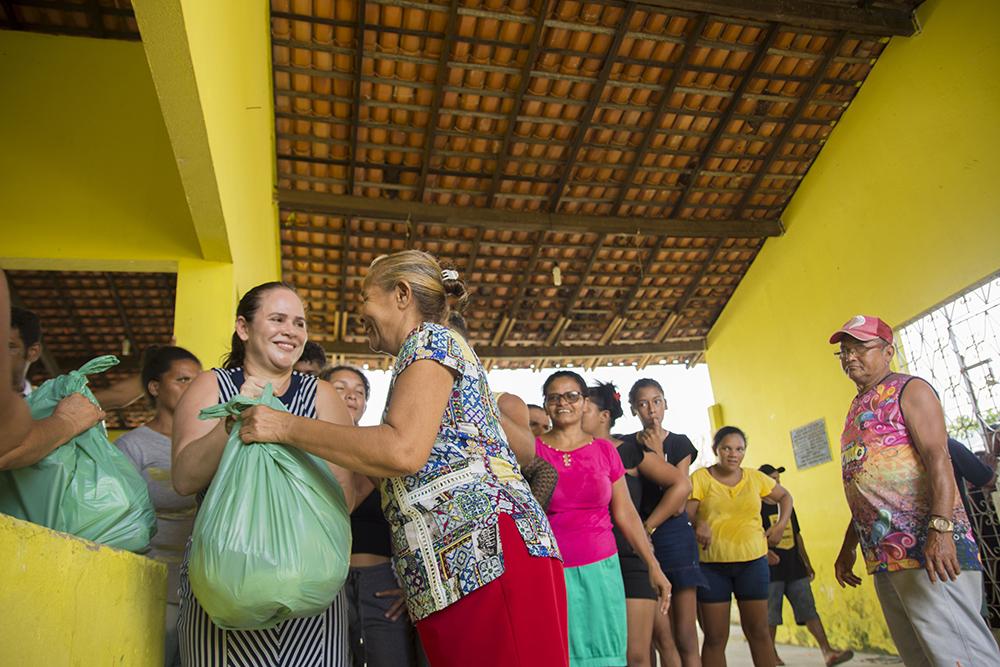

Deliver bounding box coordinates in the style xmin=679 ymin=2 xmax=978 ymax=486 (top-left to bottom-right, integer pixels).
xmin=690 ymin=467 xmax=776 ymax=563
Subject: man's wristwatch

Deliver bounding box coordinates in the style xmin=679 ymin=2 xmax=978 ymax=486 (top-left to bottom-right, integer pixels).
xmin=928 ymin=516 xmax=954 ymax=533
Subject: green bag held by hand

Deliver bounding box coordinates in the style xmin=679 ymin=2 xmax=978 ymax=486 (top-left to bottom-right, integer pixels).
xmin=188 ymin=384 xmax=352 ymax=630
xmin=0 ymin=355 xmax=157 ymax=552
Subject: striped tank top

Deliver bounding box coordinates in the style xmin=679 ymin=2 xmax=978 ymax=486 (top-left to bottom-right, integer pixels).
xmin=177 ymin=368 xmax=348 ymax=667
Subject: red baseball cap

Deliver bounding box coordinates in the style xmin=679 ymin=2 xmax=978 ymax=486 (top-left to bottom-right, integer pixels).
xmin=829 ymin=315 xmax=893 ymax=345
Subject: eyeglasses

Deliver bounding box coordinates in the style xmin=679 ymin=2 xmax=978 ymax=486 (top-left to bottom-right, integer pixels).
xmin=834 ymin=341 xmax=886 ymax=360
xmin=544 ymin=391 xmax=585 ymax=406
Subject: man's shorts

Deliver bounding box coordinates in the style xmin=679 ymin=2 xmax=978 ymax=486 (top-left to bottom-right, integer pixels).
xmin=767 ymin=576 xmax=819 ymax=626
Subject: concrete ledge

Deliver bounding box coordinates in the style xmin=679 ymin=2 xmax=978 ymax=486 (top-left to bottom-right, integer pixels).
xmin=0 ymin=513 xmax=167 ymax=666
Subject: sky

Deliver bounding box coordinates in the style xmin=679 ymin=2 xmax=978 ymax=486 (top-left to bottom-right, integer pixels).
xmin=355 ymin=360 xmax=719 ymax=467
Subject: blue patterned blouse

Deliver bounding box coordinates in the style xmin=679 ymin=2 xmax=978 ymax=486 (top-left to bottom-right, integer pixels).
xmin=380 ymin=322 xmax=560 ymax=620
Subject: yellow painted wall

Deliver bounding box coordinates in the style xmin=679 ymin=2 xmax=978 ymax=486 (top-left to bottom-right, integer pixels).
xmin=174 ymin=259 xmax=237 ymax=368
xmin=705 ymin=0 xmax=1000 ymax=652
xmin=0 ymin=31 xmax=200 ymax=269
xmin=0 ymin=513 xmax=167 ymax=666
xmin=179 ymin=0 xmax=281 ymax=292
xmin=133 ymin=0 xmax=282 ymax=293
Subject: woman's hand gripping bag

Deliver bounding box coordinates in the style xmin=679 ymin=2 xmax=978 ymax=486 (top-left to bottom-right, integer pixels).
xmin=0 ymin=355 xmax=157 ymax=552
xmin=188 ymin=384 xmax=352 ymax=630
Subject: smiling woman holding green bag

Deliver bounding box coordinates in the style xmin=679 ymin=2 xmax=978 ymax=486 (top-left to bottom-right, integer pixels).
xmin=171 ymin=282 xmax=356 ymax=667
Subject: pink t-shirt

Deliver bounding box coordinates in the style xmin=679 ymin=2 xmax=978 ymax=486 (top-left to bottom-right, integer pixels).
xmin=535 ymin=437 xmax=625 ymax=568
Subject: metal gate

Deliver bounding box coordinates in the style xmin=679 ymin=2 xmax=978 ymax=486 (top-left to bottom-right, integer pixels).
xmin=897 ymin=271 xmax=1000 ymax=626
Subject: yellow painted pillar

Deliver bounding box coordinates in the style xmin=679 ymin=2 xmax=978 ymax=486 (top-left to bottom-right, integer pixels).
xmin=173 ymin=259 xmax=237 ymax=370
xmin=0 ymin=514 xmax=167 ymax=666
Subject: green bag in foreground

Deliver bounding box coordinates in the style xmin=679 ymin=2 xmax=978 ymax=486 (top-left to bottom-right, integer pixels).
xmin=188 ymin=384 xmax=352 ymax=630
xmin=0 ymin=355 xmax=157 ymax=552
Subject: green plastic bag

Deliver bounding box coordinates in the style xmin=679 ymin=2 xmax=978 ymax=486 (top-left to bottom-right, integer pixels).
xmin=188 ymin=384 xmax=352 ymax=630
xmin=0 ymin=356 xmax=157 ymax=552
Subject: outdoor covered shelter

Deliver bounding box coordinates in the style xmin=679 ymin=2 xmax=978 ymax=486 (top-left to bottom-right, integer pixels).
xmin=1 ymin=0 xmax=998 ymax=663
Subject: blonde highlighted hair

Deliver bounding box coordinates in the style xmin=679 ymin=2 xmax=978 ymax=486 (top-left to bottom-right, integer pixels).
xmin=364 ymin=250 xmax=468 ymax=325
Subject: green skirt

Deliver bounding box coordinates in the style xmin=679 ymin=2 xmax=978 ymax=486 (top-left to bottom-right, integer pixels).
xmin=565 ymin=553 xmax=627 ymax=667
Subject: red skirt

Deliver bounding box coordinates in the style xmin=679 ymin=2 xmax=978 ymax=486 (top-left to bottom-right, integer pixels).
xmin=415 ymin=513 xmax=569 ymax=667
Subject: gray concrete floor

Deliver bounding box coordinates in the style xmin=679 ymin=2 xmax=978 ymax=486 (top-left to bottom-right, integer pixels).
xmin=721 ymin=627 xmax=903 ymax=666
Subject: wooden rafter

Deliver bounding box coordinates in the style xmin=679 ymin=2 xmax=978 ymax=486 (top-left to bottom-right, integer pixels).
xmin=85 ymin=0 xmax=105 ymax=38
xmin=339 ymin=218 xmax=352 ymax=341
xmin=278 ymin=190 xmax=783 ymax=238
xmin=634 ymin=0 xmax=916 ymax=36
xmin=348 ymin=0 xmax=366 ymax=196
xmin=548 ymin=236 xmax=606 ymax=347
xmin=104 ymin=272 xmax=137 ymax=355
xmin=657 ymin=33 xmax=849 ymax=343
xmin=415 ymin=0 xmax=461 ymax=203
xmin=546 ymin=3 xmax=637 ymax=212
xmin=494 ymin=233 xmax=547 ymax=345
xmin=731 ymin=30 xmax=850 ymax=219
xmin=666 ymin=22 xmax=782 ymax=218
xmin=609 ymin=13 xmax=709 ymax=216
xmin=1 ymin=1 xmax=21 ymax=29
xmin=320 ymin=338 xmax=707 ymax=360
xmin=487 ymin=0 xmax=553 ymax=200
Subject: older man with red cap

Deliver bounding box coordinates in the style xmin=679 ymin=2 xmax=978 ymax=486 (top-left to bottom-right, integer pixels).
xmin=830 ymin=315 xmax=998 ymax=666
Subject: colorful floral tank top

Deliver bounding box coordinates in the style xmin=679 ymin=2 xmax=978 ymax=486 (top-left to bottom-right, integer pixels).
xmin=841 ymin=373 xmax=980 ymax=574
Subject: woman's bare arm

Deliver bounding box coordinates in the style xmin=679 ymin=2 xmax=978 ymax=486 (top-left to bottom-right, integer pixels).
xmin=313 ymin=381 xmax=359 ymax=510
xmin=641 ymin=455 xmax=693 ymax=530
xmin=496 ymin=392 xmax=535 ymax=467
xmin=171 ymin=371 xmax=228 ymax=496
xmin=239 ymin=359 xmax=454 ymax=477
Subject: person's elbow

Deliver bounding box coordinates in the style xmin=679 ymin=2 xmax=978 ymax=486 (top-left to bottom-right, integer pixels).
xmin=171 ymin=467 xmax=201 ymax=497
xmin=676 ymin=476 xmax=693 ymax=499
xmin=389 ymin=438 xmax=430 ymax=476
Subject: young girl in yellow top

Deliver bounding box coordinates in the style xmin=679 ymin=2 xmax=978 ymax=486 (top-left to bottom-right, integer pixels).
xmin=687 ymin=426 xmax=793 ymax=667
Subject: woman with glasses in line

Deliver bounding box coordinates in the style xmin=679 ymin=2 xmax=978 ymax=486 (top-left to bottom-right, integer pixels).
xmin=536 ymin=370 xmax=671 ymax=667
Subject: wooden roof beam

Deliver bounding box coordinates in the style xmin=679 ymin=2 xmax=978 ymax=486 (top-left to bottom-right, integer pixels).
xmin=347 ymin=0 xmax=366 ymax=195
xmin=104 ymin=272 xmax=137 ymax=356
xmin=488 ymin=0 xmax=555 ymax=200
xmin=320 ymin=338 xmax=707 ymax=360
xmin=415 ymin=0 xmax=462 ymax=202
xmin=610 ymin=13 xmax=709 ymax=215
xmin=1 ymin=1 xmax=22 ymax=29
xmin=634 ymin=0 xmax=916 ymax=36
xmin=493 ymin=233 xmax=547 ymax=346
xmin=547 ymin=4 xmax=638 ymax=212
xmin=667 ymin=22 xmax=783 ymax=218
xmin=730 ymin=31 xmax=849 ymax=219
xmin=278 ymin=190 xmax=784 ymax=238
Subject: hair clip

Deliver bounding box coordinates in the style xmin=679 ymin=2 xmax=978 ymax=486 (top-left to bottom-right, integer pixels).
xmin=441 ymin=269 xmax=459 ymax=281
xmin=614 ymin=391 xmax=621 ymax=402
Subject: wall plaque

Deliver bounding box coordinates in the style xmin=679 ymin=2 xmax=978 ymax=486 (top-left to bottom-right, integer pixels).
xmin=790 ymin=418 xmax=832 ymax=470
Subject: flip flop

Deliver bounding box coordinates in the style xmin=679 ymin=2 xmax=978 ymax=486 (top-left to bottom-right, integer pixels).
xmin=826 ymin=650 xmax=854 ymax=666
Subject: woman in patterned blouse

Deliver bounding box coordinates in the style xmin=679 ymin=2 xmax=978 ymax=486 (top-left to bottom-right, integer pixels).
xmin=239 ymin=250 xmax=568 ymax=667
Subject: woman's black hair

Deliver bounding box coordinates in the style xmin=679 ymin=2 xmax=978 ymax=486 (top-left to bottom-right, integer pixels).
xmin=628 ymin=377 xmax=664 ymax=405
xmin=223 ymin=281 xmax=296 ymax=370
xmin=712 ymin=425 xmax=747 ymax=453
xmin=588 ymin=381 xmax=624 ymax=426
xmin=141 ymin=345 xmax=201 ymax=407
xmin=447 ymin=311 xmax=470 ymax=339
xmin=298 ymin=341 xmax=328 ymax=368
xmin=320 ymin=365 xmax=371 ymax=399
xmin=542 ymin=370 xmax=588 ymax=398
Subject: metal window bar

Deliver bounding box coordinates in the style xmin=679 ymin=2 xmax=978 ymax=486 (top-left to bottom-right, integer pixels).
xmin=896 ymin=271 xmax=1000 ymax=628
